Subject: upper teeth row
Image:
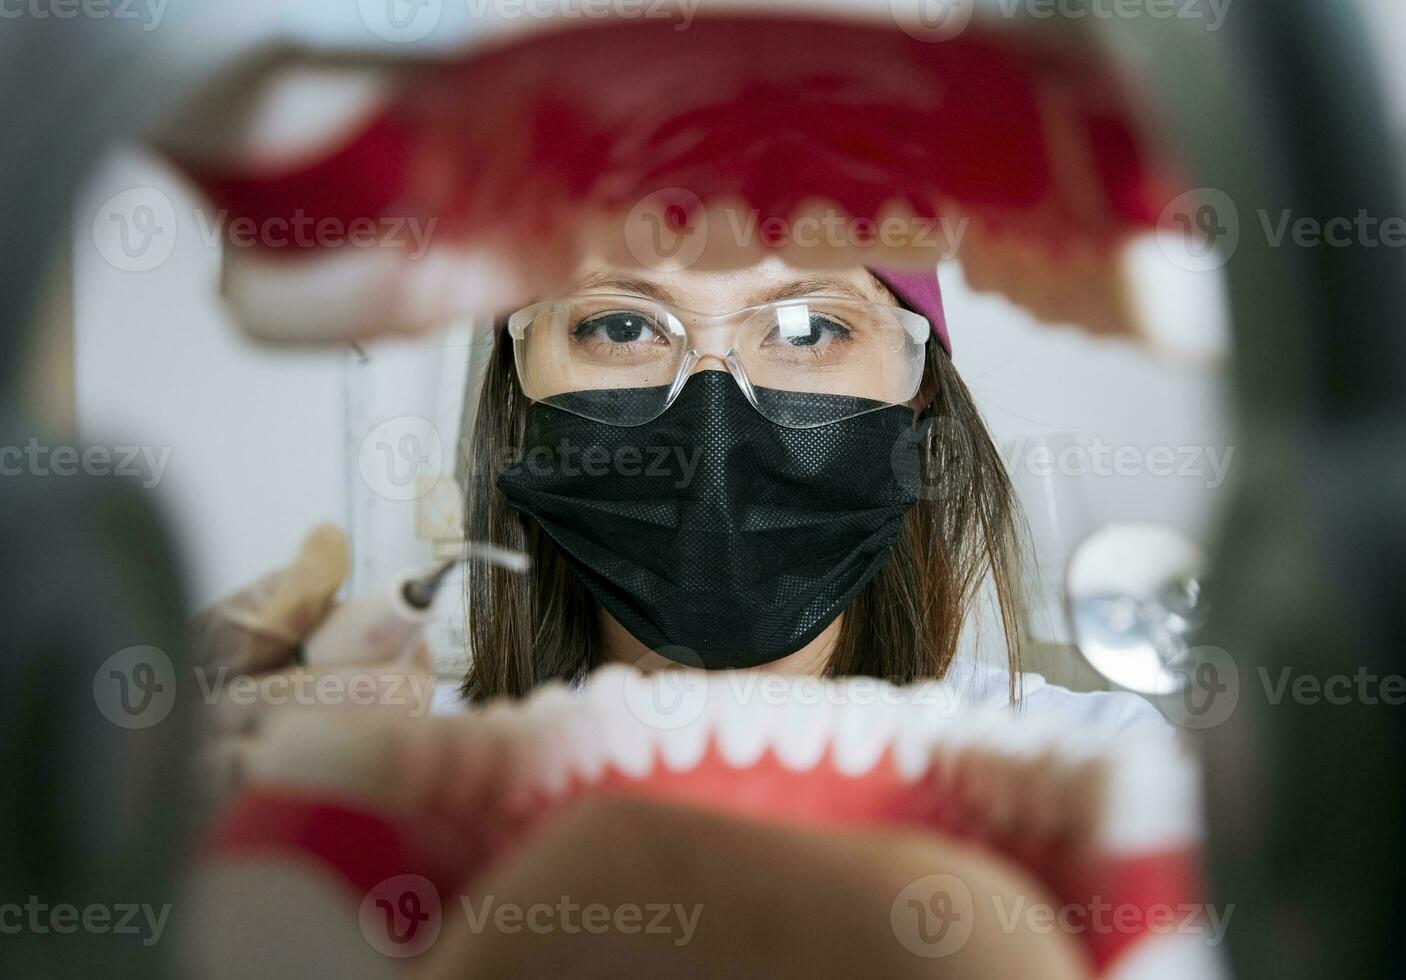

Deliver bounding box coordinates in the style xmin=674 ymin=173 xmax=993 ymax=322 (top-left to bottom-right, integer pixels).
xmin=469 ymin=665 xmax=1202 ymax=854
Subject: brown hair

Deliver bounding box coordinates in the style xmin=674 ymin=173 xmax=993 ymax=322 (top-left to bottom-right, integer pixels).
xmin=461 ymin=328 xmax=1026 ymax=701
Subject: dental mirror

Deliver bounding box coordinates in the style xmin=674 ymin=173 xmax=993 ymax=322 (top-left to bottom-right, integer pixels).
xmin=1064 ymin=523 xmax=1208 ymax=695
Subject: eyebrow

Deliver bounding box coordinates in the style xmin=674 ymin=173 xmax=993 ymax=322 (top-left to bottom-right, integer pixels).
xmin=573 ymin=270 xmax=891 ymax=309
xmin=576 ymin=271 xmax=682 ymax=305
xmin=754 ymin=275 xmax=885 ymax=306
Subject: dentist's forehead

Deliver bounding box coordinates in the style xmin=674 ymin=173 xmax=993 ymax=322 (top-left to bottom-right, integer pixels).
xmin=568 ymin=257 xmax=895 ymax=312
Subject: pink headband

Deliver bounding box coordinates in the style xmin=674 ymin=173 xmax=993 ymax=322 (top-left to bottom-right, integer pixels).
xmin=867 ymin=266 xmax=951 ymax=356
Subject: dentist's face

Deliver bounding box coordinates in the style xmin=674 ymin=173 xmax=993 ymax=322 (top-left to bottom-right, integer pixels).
xmin=515 ymin=258 xmax=915 ymax=408
xmin=550 ymin=258 xmax=916 ymax=677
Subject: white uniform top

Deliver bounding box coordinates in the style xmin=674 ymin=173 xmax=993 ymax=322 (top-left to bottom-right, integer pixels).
xmin=433 ymin=658 xmax=1176 ymax=739
xmin=943 ymin=657 xmax=1175 ymax=738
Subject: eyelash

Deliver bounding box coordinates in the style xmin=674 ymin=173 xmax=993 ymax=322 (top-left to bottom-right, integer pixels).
xmin=568 ymin=306 xmax=859 ymax=349
xmin=769 ymin=315 xmax=853 ymax=347
xmin=571 ymin=313 xmax=664 ymax=343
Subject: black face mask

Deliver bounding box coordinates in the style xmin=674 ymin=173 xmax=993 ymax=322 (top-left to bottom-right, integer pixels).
xmin=496 ymin=372 xmax=924 ymax=669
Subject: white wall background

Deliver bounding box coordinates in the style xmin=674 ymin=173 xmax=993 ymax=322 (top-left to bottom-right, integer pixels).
xmin=75 ymin=146 xmax=348 ymax=608
xmin=75 ymin=146 xmax=483 ymax=612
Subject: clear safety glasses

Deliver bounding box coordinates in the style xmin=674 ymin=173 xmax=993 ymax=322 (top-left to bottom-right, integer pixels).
xmin=507 ymin=294 xmax=931 ymax=428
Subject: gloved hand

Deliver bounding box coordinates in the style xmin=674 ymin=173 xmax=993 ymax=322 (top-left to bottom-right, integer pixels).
xmin=189 ymin=524 xmax=437 ymax=802
xmin=188 ymin=523 xmax=349 ymax=675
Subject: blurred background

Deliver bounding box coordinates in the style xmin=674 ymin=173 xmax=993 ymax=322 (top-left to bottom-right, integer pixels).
xmin=5 ymin=0 xmax=1406 ymax=977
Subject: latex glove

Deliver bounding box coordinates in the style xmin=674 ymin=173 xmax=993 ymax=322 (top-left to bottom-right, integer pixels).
xmin=189 ymin=524 xmax=436 ymax=801
xmin=188 ymin=523 xmax=349 ymax=675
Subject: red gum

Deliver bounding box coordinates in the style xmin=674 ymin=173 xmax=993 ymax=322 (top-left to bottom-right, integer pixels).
xmin=209 ymin=737 xmax=1199 ymax=973
xmin=175 ymin=17 xmax=1174 ymax=262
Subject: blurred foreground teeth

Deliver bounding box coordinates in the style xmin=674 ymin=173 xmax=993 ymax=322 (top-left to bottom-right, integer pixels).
xmin=465 ymin=665 xmax=1199 ymax=857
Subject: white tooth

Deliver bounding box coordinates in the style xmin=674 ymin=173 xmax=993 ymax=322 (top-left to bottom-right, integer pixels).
xmin=513 ymin=682 xmax=577 ymax=798
xmin=892 ymin=680 xmax=961 ymax=780
xmin=655 ymin=678 xmax=717 ymax=772
xmin=584 ymin=668 xmax=657 ymax=780
xmin=715 ymin=671 xmax=775 ymax=768
xmin=830 ymin=682 xmax=899 ymax=777
xmin=656 ymin=718 xmax=713 ymax=772
xmin=1100 ymin=737 xmax=1202 ymax=854
xmin=472 ymin=699 xmax=536 ymax=804
xmin=557 ymin=698 xmax=608 ymax=785
xmin=769 ymin=680 xmax=834 ymax=772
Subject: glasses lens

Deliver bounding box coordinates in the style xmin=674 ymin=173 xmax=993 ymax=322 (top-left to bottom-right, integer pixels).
xmin=736 ymin=299 xmax=927 ymax=427
xmin=511 ymin=295 xmax=928 ymax=428
xmin=512 ymin=297 xmax=688 ymax=425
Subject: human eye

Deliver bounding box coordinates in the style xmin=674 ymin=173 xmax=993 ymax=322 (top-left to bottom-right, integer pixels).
xmin=761 ymin=304 xmax=854 ymax=352
xmin=570 ymin=309 xmax=669 ymax=348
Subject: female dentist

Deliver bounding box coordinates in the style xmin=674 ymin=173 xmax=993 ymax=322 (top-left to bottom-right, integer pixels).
xmin=190 ymin=257 xmax=1173 ymax=979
